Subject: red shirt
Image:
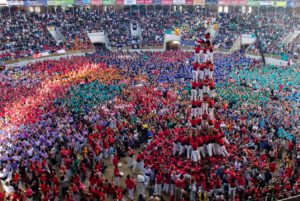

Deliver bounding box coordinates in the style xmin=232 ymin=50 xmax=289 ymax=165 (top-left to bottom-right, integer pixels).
xmin=193 ymin=62 xmax=199 ymax=71
xmin=195 ymin=46 xmax=201 ymax=53
xmin=191 ymin=140 xmax=198 ymax=150
xmin=191 ymin=81 xmax=197 ymax=89
xmin=125 ymin=178 xmax=136 ymax=189
xmin=156 ymin=174 xmax=163 ymax=184
xmin=114 ymin=167 xmax=120 ymax=177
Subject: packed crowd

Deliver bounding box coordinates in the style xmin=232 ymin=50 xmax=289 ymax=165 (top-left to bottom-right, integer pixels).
xmin=0 ymin=44 xmax=299 ymax=201
xmin=1 ymin=8 xmax=300 ymax=62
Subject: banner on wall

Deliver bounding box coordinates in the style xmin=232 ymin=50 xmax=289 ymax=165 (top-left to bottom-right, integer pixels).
xmin=273 ymin=0 xmax=286 ymax=7
xmin=90 ymin=0 xmax=102 ymax=5
xmin=136 ymin=0 xmax=144 ymax=3
xmin=7 ymin=0 xmax=24 ymax=5
xmin=193 ymin=0 xmax=205 ymax=5
xmin=124 ymin=0 xmax=136 ymax=4
xmin=24 ymin=0 xmax=47 ymax=6
xmin=206 ymin=0 xmax=219 ymax=4
xmin=61 ymin=0 xmax=74 ymax=5
xmin=161 ymin=0 xmax=172 ymax=4
xmin=74 ymin=0 xmax=90 ymax=5
xmin=173 ymin=0 xmax=185 ymax=4
xmin=185 ymin=0 xmax=193 ymax=4
xmin=0 ymin=0 xmax=7 ymax=5
xmin=286 ymin=0 xmax=299 ymax=7
xmin=47 ymin=0 xmax=61 ymax=5
xmin=144 ymin=0 xmax=152 ymax=3
xmin=152 ymin=0 xmax=161 ymax=4
xmin=247 ymin=0 xmax=259 ymax=5
xmin=103 ymin=0 xmax=115 ymax=4
xmin=219 ymin=0 xmax=247 ymax=5
xmin=259 ymin=1 xmax=273 ymax=6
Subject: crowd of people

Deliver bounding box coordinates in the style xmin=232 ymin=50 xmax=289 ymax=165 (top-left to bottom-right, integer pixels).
xmin=1 ymin=7 xmax=300 ymax=63
xmin=0 ymin=44 xmax=299 ymax=201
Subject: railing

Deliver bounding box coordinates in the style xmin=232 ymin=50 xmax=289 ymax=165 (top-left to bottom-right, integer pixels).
xmin=3 ymin=49 xmax=95 ymax=65
xmin=3 ymin=46 xmax=295 ymax=67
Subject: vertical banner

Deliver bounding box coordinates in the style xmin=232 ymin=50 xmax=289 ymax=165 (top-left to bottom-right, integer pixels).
xmin=161 ymin=0 xmax=172 ymax=4
xmin=193 ymin=0 xmax=205 ymax=5
xmin=91 ymin=0 xmax=102 ymax=5
xmin=124 ymin=0 xmax=136 ymax=4
xmin=7 ymin=0 xmax=24 ymax=5
xmin=152 ymin=0 xmax=161 ymax=4
xmin=173 ymin=0 xmax=185 ymax=4
xmin=103 ymin=0 xmax=115 ymax=4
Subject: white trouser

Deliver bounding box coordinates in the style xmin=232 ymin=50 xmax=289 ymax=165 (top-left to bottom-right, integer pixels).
xmin=191 ymin=89 xmax=197 ymax=100
xmin=163 ymin=183 xmax=170 ymax=193
xmin=199 ymin=146 xmax=206 ymax=158
xmin=104 ymin=149 xmax=109 ymax=159
xmin=220 ymin=145 xmax=229 ymax=157
xmin=179 ymin=144 xmax=185 ymax=155
xmin=203 ymin=103 xmax=208 ymax=114
xmin=197 ymin=107 xmax=203 ymax=117
xmin=213 ymin=143 xmax=220 ymax=156
xmin=191 ymin=149 xmax=201 ymax=162
xmin=192 ymin=70 xmax=198 ymax=81
xmin=195 ymin=53 xmax=200 ymax=62
xmin=203 ymin=86 xmax=209 ymax=94
xmin=198 ymin=89 xmax=203 ymax=100
xmin=185 ymin=145 xmax=192 ymax=159
xmin=203 ymin=53 xmax=208 ymax=62
xmin=198 ymin=70 xmax=204 ymax=80
xmin=209 ymin=108 xmax=214 ymax=119
xmin=229 ymin=186 xmax=236 ymax=199
xmin=210 ymin=89 xmax=215 ymax=97
xmin=173 ymin=142 xmax=180 ymax=155
xmin=209 ymin=70 xmax=214 ymax=78
xmin=191 ymin=108 xmax=197 ymax=117
xmin=137 ymin=183 xmax=145 ymax=196
xmin=154 ymin=183 xmax=162 ymax=196
xmin=128 ymin=188 xmax=134 ymax=199
xmin=128 ymin=156 xmax=134 ymax=168
xmin=133 ymin=161 xmax=144 ymax=173
xmin=115 ymin=176 xmax=120 ymax=186
xmin=208 ymin=52 xmax=214 ymax=63
xmin=207 ymin=143 xmax=213 ymax=157
xmin=204 ymin=68 xmax=210 ymax=77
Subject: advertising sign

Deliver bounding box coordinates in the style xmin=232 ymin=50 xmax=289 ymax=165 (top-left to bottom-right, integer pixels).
xmin=24 ymin=0 xmax=47 ymax=5
xmin=161 ymin=0 xmax=172 ymax=4
xmin=173 ymin=0 xmax=185 ymax=4
xmin=124 ymin=0 xmax=136 ymax=4
xmin=193 ymin=0 xmax=205 ymax=5
xmin=7 ymin=0 xmax=24 ymax=5
xmin=103 ymin=0 xmax=115 ymax=4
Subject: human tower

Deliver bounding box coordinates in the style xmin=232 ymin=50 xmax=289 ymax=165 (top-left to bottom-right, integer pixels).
xmin=173 ymin=33 xmax=229 ymax=162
